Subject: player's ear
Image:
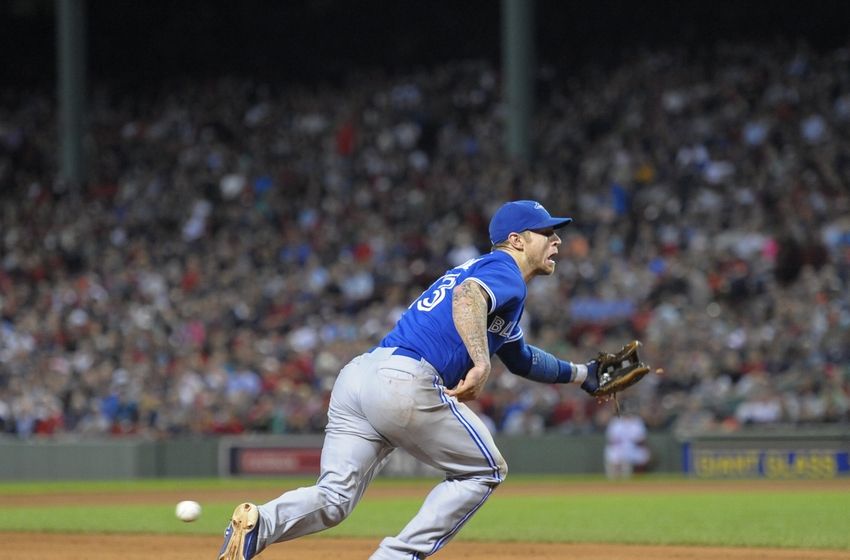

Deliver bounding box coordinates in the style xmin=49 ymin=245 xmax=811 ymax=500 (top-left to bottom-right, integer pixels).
xmin=508 ymin=231 xmax=526 ymax=250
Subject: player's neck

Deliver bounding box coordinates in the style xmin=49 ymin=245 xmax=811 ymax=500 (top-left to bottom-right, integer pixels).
xmin=494 ymin=248 xmax=535 ymax=284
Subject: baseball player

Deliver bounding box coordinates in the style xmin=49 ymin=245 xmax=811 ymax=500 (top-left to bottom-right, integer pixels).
xmin=604 ymin=409 xmax=650 ymax=478
xmin=218 ymin=200 xmax=603 ymax=560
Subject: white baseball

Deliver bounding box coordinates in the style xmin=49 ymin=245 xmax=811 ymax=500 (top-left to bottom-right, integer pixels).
xmin=175 ymin=500 xmax=202 ymax=522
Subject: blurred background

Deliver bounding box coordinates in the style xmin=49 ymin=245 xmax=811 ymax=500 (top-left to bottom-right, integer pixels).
xmin=1 ymin=0 xmax=849 ymax=478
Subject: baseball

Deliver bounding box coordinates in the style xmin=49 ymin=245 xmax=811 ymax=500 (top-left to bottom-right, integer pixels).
xmin=175 ymin=500 xmax=202 ymax=522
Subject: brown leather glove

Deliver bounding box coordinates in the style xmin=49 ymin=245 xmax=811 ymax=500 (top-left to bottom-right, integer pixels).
xmin=587 ymin=340 xmax=651 ymax=398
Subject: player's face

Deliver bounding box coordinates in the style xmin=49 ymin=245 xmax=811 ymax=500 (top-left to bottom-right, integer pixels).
xmin=524 ymin=227 xmax=561 ymax=275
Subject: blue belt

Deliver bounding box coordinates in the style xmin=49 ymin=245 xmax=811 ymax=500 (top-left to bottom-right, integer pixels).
xmin=391 ymin=347 xmax=423 ymax=361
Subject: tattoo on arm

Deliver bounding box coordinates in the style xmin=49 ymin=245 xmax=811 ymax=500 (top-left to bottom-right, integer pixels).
xmin=452 ymin=280 xmax=491 ymax=368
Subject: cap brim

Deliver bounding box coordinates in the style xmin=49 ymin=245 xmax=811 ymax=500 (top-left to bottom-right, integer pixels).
xmin=534 ymin=217 xmax=573 ymax=230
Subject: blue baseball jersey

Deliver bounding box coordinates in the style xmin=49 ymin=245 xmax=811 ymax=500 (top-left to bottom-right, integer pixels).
xmin=380 ymin=250 xmax=527 ymax=388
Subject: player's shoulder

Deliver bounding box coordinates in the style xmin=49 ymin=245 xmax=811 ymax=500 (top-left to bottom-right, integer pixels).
xmin=457 ymin=251 xmax=525 ymax=307
xmin=455 ymin=251 xmax=518 ymax=275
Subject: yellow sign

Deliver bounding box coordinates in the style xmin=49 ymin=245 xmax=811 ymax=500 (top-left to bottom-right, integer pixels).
xmin=689 ymin=449 xmax=847 ymax=479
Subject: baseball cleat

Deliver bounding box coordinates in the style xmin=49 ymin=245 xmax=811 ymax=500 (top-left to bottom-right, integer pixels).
xmin=218 ymin=502 xmax=260 ymax=560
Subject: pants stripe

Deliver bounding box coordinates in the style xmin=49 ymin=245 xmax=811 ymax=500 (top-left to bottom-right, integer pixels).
xmin=428 ymin=485 xmax=494 ymax=555
xmin=432 ymin=375 xmax=501 ymax=482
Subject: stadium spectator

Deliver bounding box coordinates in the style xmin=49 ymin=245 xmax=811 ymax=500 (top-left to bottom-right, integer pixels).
xmin=1 ymin=42 xmax=849 ymax=439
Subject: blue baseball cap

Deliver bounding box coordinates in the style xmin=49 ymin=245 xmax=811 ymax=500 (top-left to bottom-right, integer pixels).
xmin=488 ymin=200 xmax=573 ymax=245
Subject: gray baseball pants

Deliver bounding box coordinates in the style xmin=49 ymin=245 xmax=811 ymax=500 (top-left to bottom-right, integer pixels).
xmin=254 ymin=346 xmax=507 ymax=559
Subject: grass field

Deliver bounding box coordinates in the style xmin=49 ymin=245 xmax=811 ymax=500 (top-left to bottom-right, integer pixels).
xmin=1 ymin=475 xmax=848 ymax=552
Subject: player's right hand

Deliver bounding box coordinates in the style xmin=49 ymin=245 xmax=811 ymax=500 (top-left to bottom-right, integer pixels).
xmin=445 ymin=364 xmax=490 ymax=402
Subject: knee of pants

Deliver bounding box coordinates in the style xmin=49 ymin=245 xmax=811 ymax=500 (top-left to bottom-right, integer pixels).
xmin=496 ymin=458 xmax=508 ymax=484
xmin=317 ymin=483 xmax=356 ymax=528
xmin=496 ymin=453 xmax=508 ymax=484
xmin=483 ymin=453 xmax=508 ymax=485
xmin=320 ymin=504 xmax=349 ymax=528
xmin=479 ymin=456 xmax=508 ymax=486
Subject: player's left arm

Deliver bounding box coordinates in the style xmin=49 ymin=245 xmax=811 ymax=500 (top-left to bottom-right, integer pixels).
xmin=445 ymin=279 xmax=492 ymax=402
xmin=496 ymin=337 xmax=597 ymax=392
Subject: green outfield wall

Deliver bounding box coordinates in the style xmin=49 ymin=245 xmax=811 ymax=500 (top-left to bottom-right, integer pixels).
xmin=0 ymin=428 xmax=847 ymax=480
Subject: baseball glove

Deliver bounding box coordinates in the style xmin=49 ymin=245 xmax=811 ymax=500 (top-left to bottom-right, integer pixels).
xmin=589 ymin=340 xmax=651 ymax=398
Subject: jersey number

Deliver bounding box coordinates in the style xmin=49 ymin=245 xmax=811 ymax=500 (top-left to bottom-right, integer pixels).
xmin=416 ymin=273 xmax=459 ymax=312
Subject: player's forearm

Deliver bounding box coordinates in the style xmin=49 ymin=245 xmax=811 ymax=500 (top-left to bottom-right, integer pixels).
xmin=498 ymin=341 xmax=588 ymax=384
xmin=452 ymin=280 xmax=491 ymax=371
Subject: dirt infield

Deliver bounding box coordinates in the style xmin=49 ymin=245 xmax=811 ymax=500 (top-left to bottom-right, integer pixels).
xmin=3 ymin=479 xmax=849 ymax=559
xmin=7 ymin=533 xmax=850 ymax=560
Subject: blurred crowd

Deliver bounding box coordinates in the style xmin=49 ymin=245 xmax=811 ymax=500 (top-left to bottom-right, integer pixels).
xmin=1 ymin=39 xmax=849 ymax=440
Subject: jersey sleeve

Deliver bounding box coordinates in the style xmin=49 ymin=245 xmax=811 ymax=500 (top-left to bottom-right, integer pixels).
xmin=504 ymin=324 xmax=523 ymax=342
xmin=465 ymin=259 xmax=524 ymax=314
